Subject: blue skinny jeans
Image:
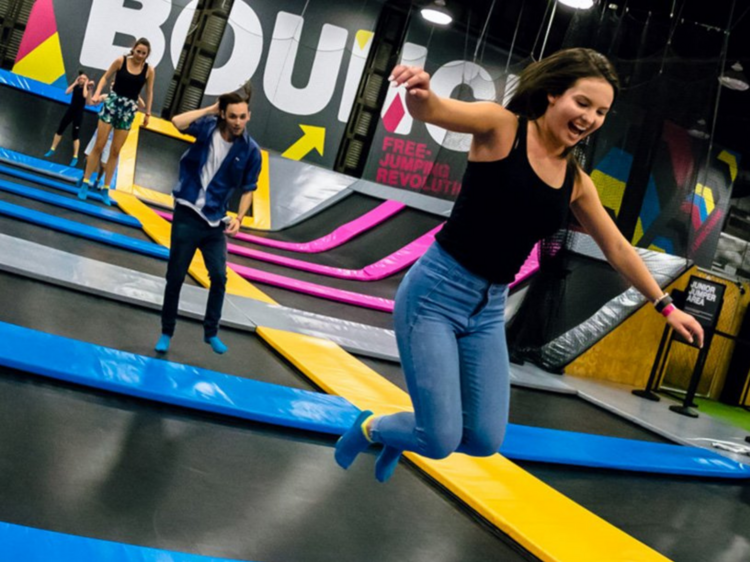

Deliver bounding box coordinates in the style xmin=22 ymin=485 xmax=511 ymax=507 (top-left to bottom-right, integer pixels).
xmin=370 ymin=242 xmax=510 ymax=459
xmin=161 ymin=204 xmax=228 ymax=339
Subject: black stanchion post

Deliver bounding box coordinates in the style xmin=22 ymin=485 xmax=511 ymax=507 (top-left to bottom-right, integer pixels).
xmin=668 ymin=277 xmax=726 ymax=418
xmin=669 ymin=336 xmax=712 ymax=418
xmin=632 ymin=324 xmax=671 ymax=401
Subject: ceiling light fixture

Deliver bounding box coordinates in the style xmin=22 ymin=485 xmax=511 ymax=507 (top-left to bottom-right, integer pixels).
xmin=719 ymin=62 xmax=749 ymax=91
xmin=558 ymin=0 xmax=595 ymax=9
xmin=421 ymin=0 xmax=453 ymax=26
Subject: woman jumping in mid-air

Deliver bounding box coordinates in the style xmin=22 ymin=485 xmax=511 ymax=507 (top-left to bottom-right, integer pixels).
xmin=335 ymin=48 xmax=704 ymax=483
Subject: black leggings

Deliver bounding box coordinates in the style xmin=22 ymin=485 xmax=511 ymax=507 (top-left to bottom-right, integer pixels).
xmin=56 ymin=107 xmax=84 ymax=140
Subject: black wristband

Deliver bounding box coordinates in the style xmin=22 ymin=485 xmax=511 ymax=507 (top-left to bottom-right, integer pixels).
xmin=654 ymin=294 xmax=673 ymax=313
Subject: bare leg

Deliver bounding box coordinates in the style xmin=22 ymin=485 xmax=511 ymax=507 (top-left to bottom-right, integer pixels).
xmin=102 ymin=128 xmax=130 ymax=187
xmin=50 ymin=134 xmax=62 ymax=151
xmin=82 ymin=121 xmax=113 ymax=182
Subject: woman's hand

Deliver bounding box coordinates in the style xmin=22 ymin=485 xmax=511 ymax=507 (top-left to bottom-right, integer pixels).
xmin=389 ymin=65 xmax=431 ymax=100
xmin=666 ymin=308 xmax=705 ymax=348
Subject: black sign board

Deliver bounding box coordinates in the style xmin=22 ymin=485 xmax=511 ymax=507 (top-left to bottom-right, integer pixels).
xmin=682 ymin=276 xmax=726 ymax=330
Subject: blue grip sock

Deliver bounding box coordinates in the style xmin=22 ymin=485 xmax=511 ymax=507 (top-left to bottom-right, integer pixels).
xmin=204 ymin=336 xmax=227 ymax=354
xmin=69 ymin=157 xmax=78 ymax=167
xmin=335 ymin=410 xmax=373 ymax=470
xmin=375 ymin=446 xmax=402 ymax=483
xmin=77 ymin=179 xmax=89 ymax=201
xmin=154 ymin=334 xmax=171 ymax=353
xmin=44 ymin=149 xmax=55 ymax=158
xmin=100 ymin=185 xmax=111 ymax=206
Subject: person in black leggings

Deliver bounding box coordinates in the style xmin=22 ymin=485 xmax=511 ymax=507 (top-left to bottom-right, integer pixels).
xmin=44 ymin=70 xmax=94 ymax=167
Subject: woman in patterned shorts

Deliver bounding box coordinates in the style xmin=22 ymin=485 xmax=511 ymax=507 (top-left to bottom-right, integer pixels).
xmin=78 ymin=37 xmax=155 ymax=204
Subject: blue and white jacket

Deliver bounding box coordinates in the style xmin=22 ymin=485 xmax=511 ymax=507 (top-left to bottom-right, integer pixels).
xmin=173 ymin=115 xmax=262 ymax=223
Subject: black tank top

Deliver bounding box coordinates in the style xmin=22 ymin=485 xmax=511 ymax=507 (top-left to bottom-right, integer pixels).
xmin=70 ymin=84 xmax=86 ymax=113
xmin=112 ymin=56 xmax=148 ymax=101
xmin=435 ymin=116 xmax=575 ymax=284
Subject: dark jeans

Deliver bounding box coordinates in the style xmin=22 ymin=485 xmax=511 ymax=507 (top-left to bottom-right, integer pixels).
xmin=161 ymin=204 xmax=228 ymax=339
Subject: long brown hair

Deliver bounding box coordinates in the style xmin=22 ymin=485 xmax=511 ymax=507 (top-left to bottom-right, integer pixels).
xmin=507 ymin=48 xmax=619 ymax=169
xmin=130 ymin=38 xmax=151 ymax=58
xmin=507 ymin=48 xmax=619 ymax=119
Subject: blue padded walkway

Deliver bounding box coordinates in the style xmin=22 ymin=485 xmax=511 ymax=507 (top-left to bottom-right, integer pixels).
xmin=0 ymin=199 xmax=166 ymax=259
xmin=0 ymin=320 xmax=748 ymax=478
xmin=0 ymin=522 xmax=255 ymax=562
xmin=0 ymin=177 xmax=140 ymax=227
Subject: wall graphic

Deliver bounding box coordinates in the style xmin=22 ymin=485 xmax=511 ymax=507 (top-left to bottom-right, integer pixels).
xmin=12 ymin=0 xmax=66 ymax=87
xmin=21 ymin=0 xmax=382 ymax=168
xmin=362 ymin=17 xmax=524 ymax=201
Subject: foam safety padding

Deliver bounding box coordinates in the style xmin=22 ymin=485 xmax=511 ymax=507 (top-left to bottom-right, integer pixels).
xmin=0 ymin=521 xmax=253 ymax=562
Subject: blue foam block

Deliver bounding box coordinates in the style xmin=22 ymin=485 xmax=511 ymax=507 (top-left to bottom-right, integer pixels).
xmin=0 ymin=320 xmax=748 ymax=478
xmin=0 ymin=68 xmax=101 ymax=113
xmin=0 ymin=321 xmax=357 ymax=435
xmin=0 ymin=147 xmax=83 ymax=184
xmin=0 ymin=161 xmax=105 ymax=201
xmin=501 ymin=424 xmax=750 ymax=478
xmin=0 ymin=177 xmax=140 ymax=227
xmin=0 ymin=199 xmax=168 ymax=259
xmin=0 ymin=521 xmax=253 ymax=562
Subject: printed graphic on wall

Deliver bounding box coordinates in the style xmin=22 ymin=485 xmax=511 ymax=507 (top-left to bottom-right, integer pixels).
xmin=13 ymin=0 xmax=66 ymax=87
xmin=362 ymin=16 xmax=525 ymax=201
xmin=26 ymin=0 xmax=381 ymax=168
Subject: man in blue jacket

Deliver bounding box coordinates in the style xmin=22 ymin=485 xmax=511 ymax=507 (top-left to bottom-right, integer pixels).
xmin=155 ymin=84 xmax=261 ymax=355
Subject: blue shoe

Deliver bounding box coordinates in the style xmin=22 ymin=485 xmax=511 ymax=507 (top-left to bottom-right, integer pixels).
xmin=100 ymin=188 xmax=111 ymax=206
xmin=44 ymin=149 xmax=54 ymax=158
xmin=77 ymin=180 xmax=89 ymax=201
xmin=154 ymin=334 xmax=171 ymax=353
xmin=335 ymin=410 xmax=373 ymax=470
xmin=375 ymin=446 xmax=402 ymax=483
xmin=69 ymin=157 xmax=78 ymax=167
xmin=204 ymin=336 xmax=227 ymax=354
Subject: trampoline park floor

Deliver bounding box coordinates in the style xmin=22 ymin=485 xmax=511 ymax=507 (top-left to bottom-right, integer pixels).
xmin=2 ymin=78 xmax=750 ymax=561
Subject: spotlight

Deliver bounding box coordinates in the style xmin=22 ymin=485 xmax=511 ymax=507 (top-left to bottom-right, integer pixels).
xmin=421 ymin=0 xmax=453 ymax=25
xmin=558 ymin=0 xmax=595 ymax=8
xmin=719 ymin=62 xmax=749 ymax=91
xmin=687 ymin=119 xmax=710 ymax=140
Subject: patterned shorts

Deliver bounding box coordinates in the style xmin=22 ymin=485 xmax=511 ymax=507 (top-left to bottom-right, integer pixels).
xmin=99 ymin=92 xmax=138 ymax=130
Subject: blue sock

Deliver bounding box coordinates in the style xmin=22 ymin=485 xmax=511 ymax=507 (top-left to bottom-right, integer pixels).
xmin=375 ymin=446 xmax=402 ymax=483
xmin=44 ymin=149 xmax=54 ymax=158
xmin=335 ymin=410 xmax=373 ymax=470
xmin=69 ymin=157 xmax=78 ymax=167
xmin=77 ymin=179 xmax=89 ymax=200
xmin=204 ymin=335 xmax=227 ymax=354
xmin=100 ymin=186 xmax=111 ymax=206
xmin=154 ymin=334 xmax=171 ymax=353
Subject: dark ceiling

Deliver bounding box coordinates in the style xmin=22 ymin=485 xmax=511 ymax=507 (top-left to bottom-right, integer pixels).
xmin=409 ymin=0 xmax=750 ymax=183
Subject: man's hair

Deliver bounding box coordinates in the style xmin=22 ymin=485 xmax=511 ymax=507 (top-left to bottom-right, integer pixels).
xmin=77 ymin=69 xmax=85 ymax=76
xmin=218 ymin=81 xmax=253 ymax=114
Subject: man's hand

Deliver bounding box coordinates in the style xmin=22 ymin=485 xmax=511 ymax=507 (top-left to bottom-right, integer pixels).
xmin=224 ymin=217 xmax=241 ymax=236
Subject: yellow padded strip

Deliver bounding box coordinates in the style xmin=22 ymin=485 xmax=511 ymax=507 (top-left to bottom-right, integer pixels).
xmin=257 ymin=327 xmax=671 ymax=562
xmin=111 ymin=191 xmax=276 ymax=304
xmin=115 ymin=112 xmax=142 ymax=193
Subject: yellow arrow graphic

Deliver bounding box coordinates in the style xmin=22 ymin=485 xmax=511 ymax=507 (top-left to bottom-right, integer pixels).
xmin=282 ymin=125 xmax=326 ymax=160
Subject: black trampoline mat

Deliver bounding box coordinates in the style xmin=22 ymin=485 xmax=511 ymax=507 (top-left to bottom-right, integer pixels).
xmin=0 ymin=271 xmax=305 ymax=389
xmin=0 ymin=85 xmax=99 ymax=167
xmin=0 ymin=368 xmax=532 ymax=562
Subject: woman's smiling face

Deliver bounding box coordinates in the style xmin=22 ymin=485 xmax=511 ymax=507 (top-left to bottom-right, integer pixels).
xmin=544 ymin=77 xmax=614 ymax=147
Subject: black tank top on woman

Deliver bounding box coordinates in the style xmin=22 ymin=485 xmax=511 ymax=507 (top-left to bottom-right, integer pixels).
xmin=435 ymin=116 xmax=575 ymax=284
xmin=70 ymin=84 xmax=86 ymax=113
xmin=112 ymin=55 xmax=148 ymax=101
